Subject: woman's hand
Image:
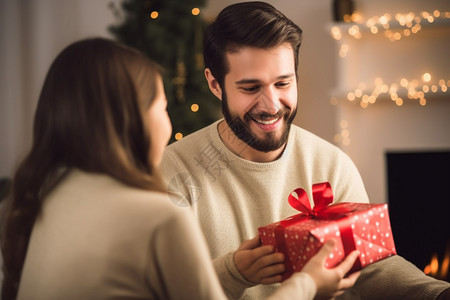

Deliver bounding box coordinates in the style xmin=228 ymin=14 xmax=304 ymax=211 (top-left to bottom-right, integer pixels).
xmin=302 ymin=239 xmax=361 ymax=300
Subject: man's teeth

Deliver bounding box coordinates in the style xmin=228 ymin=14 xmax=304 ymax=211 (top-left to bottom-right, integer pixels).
xmin=254 ymin=117 xmax=279 ymax=125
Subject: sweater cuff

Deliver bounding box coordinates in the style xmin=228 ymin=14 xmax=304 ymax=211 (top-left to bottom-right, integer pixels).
xmin=266 ymin=272 xmax=316 ymax=300
xmin=213 ymin=252 xmax=256 ymax=299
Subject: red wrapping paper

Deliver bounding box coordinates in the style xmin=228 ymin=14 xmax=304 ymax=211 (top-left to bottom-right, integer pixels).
xmin=258 ymin=182 xmax=397 ymax=280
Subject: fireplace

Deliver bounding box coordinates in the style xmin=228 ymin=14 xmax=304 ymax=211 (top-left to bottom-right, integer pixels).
xmin=386 ymin=151 xmax=450 ymax=281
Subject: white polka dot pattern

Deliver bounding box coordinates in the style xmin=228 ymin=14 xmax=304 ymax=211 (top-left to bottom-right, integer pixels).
xmin=258 ymin=203 xmax=397 ymax=280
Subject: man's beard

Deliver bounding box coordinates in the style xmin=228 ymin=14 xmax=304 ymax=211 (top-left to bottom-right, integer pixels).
xmin=221 ymin=92 xmax=297 ymax=153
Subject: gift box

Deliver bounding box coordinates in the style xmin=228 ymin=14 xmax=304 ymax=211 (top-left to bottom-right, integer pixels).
xmin=258 ymin=182 xmax=396 ymax=280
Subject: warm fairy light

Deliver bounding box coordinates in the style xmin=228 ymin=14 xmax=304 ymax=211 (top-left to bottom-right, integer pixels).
xmin=190 ymin=103 xmax=199 ymax=112
xmin=339 ymin=44 xmax=349 ymax=58
xmin=331 ymin=26 xmax=342 ymax=40
xmin=411 ymin=24 xmax=421 ymax=33
xmin=351 ymin=12 xmax=363 ymax=23
xmin=348 ymin=25 xmax=361 ymax=38
xmin=343 ymin=14 xmax=352 ymax=23
xmin=379 ymin=15 xmax=389 ymax=25
xmin=333 ymin=134 xmax=341 ymax=143
xmin=150 ymin=11 xmax=159 ymax=19
xmin=389 ymin=84 xmax=398 ymax=94
xmin=191 ymin=7 xmax=200 ymax=16
xmin=422 ymin=73 xmax=431 ymax=82
xmin=347 ymin=92 xmax=356 ymax=101
xmin=341 ymin=129 xmax=349 ymax=137
xmin=417 ymin=91 xmax=425 ymax=98
xmin=400 ymin=78 xmax=408 ymax=87
xmin=175 ymin=132 xmax=183 ymax=140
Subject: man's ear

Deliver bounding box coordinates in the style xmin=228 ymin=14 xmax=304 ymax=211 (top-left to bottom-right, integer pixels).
xmin=204 ymin=68 xmax=223 ymax=100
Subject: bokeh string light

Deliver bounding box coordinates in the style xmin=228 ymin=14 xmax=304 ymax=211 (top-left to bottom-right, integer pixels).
xmin=331 ymin=9 xmax=449 ymax=107
xmin=340 ymin=75 xmax=449 ymax=108
xmin=331 ymin=9 xmax=450 ymax=42
xmin=149 ymin=7 xmax=201 ymax=20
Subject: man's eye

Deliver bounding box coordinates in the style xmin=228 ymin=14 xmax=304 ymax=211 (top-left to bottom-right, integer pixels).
xmin=240 ymin=86 xmax=260 ymax=93
xmin=276 ymin=82 xmax=290 ymax=88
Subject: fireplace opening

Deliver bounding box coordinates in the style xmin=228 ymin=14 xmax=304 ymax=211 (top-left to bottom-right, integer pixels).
xmin=386 ymin=151 xmax=450 ymax=282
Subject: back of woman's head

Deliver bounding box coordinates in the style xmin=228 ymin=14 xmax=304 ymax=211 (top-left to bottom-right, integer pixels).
xmin=1 ymin=38 xmax=163 ymax=299
xmin=36 ymin=38 xmax=160 ymax=179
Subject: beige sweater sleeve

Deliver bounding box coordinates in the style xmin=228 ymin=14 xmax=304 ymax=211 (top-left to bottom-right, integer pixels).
xmin=213 ymin=252 xmax=255 ymax=299
xmin=267 ymin=272 xmax=316 ymax=300
xmin=151 ymin=207 xmax=228 ymax=300
xmin=212 ymin=251 xmax=317 ymax=300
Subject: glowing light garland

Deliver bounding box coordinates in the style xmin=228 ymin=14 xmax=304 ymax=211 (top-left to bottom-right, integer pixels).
xmin=331 ymin=10 xmax=450 ymax=42
xmin=331 ymin=76 xmax=449 ymax=108
xmin=330 ymin=9 xmax=449 ymax=108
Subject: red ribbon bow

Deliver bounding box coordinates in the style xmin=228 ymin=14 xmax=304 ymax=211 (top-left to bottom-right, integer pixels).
xmin=289 ymin=182 xmax=333 ymax=216
xmin=286 ymin=182 xmax=351 ymax=221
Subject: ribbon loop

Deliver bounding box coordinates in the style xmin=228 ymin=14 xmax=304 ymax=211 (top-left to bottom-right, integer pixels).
xmin=288 ymin=182 xmax=334 ymax=217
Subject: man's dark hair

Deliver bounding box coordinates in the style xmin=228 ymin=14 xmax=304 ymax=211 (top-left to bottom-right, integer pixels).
xmin=203 ymin=1 xmax=303 ymax=88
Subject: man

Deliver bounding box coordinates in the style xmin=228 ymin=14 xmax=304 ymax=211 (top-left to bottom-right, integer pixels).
xmin=160 ymin=2 xmax=450 ymax=299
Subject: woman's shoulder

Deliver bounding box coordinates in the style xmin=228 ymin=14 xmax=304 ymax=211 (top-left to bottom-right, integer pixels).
xmin=54 ymin=169 xmax=187 ymax=223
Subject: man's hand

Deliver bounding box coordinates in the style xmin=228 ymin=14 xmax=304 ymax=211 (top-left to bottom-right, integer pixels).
xmin=302 ymin=239 xmax=361 ymax=300
xmin=234 ymin=234 xmax=286 ymax=284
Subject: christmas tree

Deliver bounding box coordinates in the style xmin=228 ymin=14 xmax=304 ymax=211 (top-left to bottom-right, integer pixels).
xmin=109 ymin=0 xmax=221 ymax=143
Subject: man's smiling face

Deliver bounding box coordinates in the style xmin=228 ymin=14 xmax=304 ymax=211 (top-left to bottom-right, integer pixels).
xmin=221 ymin=43 xmax=298 ymax=152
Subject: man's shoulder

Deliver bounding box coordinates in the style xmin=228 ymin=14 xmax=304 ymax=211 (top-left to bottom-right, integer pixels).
xmin=166 ymin=122 xmax=217 ymax=151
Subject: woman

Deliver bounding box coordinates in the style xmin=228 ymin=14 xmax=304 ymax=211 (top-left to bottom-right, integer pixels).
xmin=1 ymin=38 xmax=359 ymax=300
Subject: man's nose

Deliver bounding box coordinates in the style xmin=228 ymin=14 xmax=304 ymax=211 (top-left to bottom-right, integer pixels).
xmin=256 ymin=87 xmax=281 ymax=115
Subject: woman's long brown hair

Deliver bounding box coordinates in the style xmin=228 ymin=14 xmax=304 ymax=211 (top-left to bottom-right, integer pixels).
xmin=1 ymin=38 xmax=165 ymax=299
